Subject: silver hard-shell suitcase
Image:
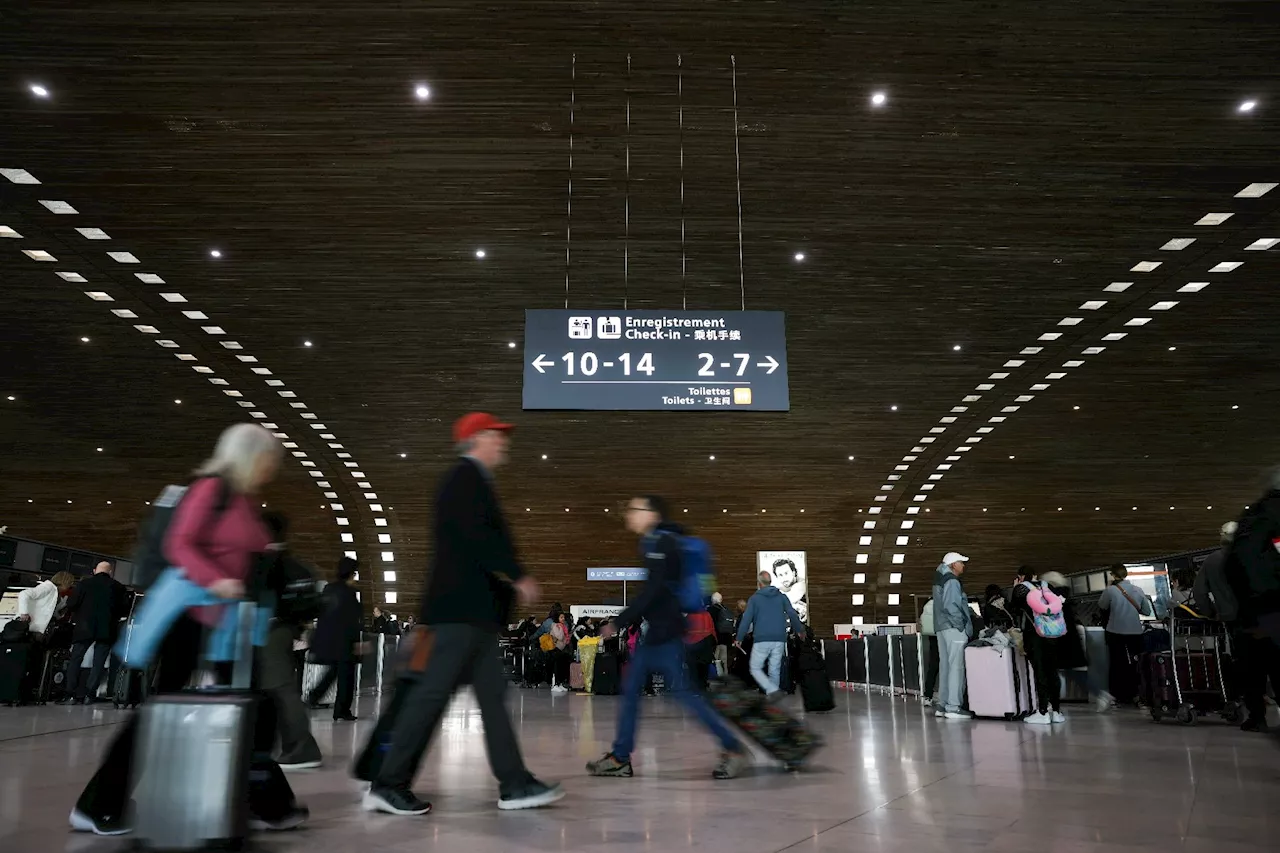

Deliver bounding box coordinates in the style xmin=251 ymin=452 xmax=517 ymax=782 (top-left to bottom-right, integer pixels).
xmin=131 ymin=601 xmax=258 ymax=850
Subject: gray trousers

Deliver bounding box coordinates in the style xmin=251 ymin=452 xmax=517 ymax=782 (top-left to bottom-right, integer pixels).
xmin=257 ymin=621 xmax=321 ymax=762
xmin=375 ymin=623 xmax=528 ymax=792
xmin=937 ymin=628 xmax=969 ymax=712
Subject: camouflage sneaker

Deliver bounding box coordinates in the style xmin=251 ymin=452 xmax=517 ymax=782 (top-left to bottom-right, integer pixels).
xmin=586 ymin=752 xmax=634 ymax=777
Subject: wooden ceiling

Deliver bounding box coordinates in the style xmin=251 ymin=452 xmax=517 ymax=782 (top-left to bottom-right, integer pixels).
xmin=2 ymin=1 xmax=1278 ymax=629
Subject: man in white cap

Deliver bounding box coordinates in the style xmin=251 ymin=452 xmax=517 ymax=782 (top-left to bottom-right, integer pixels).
xmin=933 ymin=552 xmax=974 ymax=719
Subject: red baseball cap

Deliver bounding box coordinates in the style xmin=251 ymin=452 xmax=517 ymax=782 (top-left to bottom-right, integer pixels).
xmin=453 ymin=412 xmax=515 ymax=443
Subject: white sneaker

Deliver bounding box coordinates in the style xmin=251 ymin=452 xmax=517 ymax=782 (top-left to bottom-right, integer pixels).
xmin=934 ymin=708 xmax=946 ymax=717
xmin=1025 ymin=712 xmax=1052 ymax=726
xmin=943 ymin=710 xmax=971 ymax=720
xmin=922 ymin=696 xmax=934 ymax=707
xmin=550 ymin=684 xmax=569 ymax=695
xmin=1051 ymin=711 xmax=1066 ymax=724
xmin=1095 ymin=694 xmax=1113 ymax=714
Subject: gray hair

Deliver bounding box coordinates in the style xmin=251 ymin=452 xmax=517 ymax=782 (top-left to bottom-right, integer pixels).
xmin=1221 ymin=521 xmax=1238 ymax=545
xmin=711 ymin=591 xmax=723 ymax=605
xmin=758 ymin=571 xmax=772 ymax=587
xmin=195 ymin=423 xmax=282 ymax=494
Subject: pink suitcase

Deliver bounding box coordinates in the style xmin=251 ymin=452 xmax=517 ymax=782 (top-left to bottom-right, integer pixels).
xmin=964 ymin=645 xmax=1036 ymax=719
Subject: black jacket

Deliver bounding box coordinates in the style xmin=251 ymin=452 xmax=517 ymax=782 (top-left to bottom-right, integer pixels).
xmin=309 ymin=581 xmax=363 ymax=664
xmin=1193 ymin=547 xmax=1238 ymax=622
xmin=420 ymin=457 xmax=524 ymax=630
xmin=67 ymin=572 xmax=129 ymax=643
xmin=1226 ymin=490 xmax=1280 ymax=622
xmin=613 ymin=523 xmax=686 ymax=646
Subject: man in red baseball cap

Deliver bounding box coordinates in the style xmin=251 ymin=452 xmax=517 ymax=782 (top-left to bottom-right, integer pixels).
xmin=364 ymin=412 xmax=563 ymax=816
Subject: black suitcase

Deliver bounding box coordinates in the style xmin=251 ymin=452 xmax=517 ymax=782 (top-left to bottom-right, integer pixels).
xmin=353 ymin=674 xmax=414 ymax=782
xmin=0 ymin=643 xmax=31 ymax=705
xmin=798 ymin=669 xmax=836 ymax=713
xmin=113 ymin=665 xmax=148 ymax=709
xmin=591 ymin=652 xmax=619 ymax=696
xmin=707 ymin=677 xmax=822 ymax=771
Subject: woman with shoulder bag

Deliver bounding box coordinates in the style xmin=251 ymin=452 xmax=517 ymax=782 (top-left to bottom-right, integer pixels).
xmin=70 ymin=423 xmax=306 ymax=837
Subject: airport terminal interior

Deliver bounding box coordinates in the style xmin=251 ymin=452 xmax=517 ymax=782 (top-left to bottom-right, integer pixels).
xmin=2 ymin=1 xmax=1279 ymax=851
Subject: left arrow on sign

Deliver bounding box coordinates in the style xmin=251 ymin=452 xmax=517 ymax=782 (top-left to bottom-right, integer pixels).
xmin=532 ymin=354 xmax=556 ymax=373
xmin=757 ymin=355 xmax=779 ymax=374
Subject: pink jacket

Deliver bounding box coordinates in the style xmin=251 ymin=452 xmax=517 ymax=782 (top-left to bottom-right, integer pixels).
xmin=164 ymin=477 xmax=270 ymax=624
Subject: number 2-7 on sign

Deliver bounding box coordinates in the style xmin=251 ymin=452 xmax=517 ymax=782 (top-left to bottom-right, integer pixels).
xmin=559 ymin=352 xmax=656 ymax=376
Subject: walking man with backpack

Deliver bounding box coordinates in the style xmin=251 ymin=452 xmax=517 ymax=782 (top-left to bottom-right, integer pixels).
xmin=587 ymin=495 xmax=748 ymax=780
xmin=736 ymin=571 xmax=806 ymax=701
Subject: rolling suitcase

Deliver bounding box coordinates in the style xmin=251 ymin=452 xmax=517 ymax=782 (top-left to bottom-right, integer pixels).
xmin=131 ymin=601 xmax=259 ymax=851
xmin=707 ymin=677 xmax=822 ymax=771
xmin=0 ymin=643 xmax=30 ymax=705
xmin=964 ymin=644 xmax=1035 ymax=719
xmin=591 ymin=652 xmax=619 ymax=696
xmin=569 ymin=661 xmax=584 ymax=690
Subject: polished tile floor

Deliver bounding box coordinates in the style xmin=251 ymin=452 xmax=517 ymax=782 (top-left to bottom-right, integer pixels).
xmin=1 ymin=687 xmax=1276 ymax=852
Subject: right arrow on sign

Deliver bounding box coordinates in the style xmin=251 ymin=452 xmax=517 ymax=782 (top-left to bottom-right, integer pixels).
xmin=532 ymin=354 xmax=555 ymax=373
xmin=757 ymin=355 xmax=779 ymax=374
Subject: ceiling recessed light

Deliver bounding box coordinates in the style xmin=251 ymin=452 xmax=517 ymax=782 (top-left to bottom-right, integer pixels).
xmin=80 ymin=336 xmax=90 ymax=343
xmin=709 ymin=455 xmax=715 ymax=461
xmin=30 ymin=84 xmax=50 ymax=98
xmin=303 ymin=340 xmax=312 ymax=347
xmin=1008 ymin=455 xmax=1015 ymax=460
xmin=848 ymin=455 xmax=854 ymax=461
xmin=890 ymin=405 xmax=898 ymax=412
xmin=6 ymin=395 xmax=14 ymax=402
xmin=508 ymin=341 xmax=516 ymax=348
xmin=1073 ymin=405 xmax=1080 ymax=411
xmin=475 ymin=249 xmax=486 ymax=259
xmin=953 ymin=345 xmax=962 ymax=352
xmin=209 ymin=249 xmax=222 ymax=258
xmin=793 ymin=252 xmax=805 ymax=262
xmin=96 ymin=447 xmax=103 ymax=452
xmin=174 ymin=399 xmax=182 ymax=404
xmin=1232 ymin=404 xmax=1239 ymax=410
xmin=415 ymin=84 xmax=431 ymax=101
xmin=541 ymin=454 xmax=548 ymax=460
xmin=870 ymin=91 xmax=887 ymax=106
xmin=1238 ymin=99 xmax=1257 ymax=114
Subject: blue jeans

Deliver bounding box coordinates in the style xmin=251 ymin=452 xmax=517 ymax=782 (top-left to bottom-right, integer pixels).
xmin=612 ymin=639 xmax=740 ymax=762
xmin=749 ymin=641 xmax=786 ymax=694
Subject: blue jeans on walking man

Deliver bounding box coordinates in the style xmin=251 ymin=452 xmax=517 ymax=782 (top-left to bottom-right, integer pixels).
xmin=611 ymin=639 xmax=740 ymax=762
xmin=749 ymin=641 xmax=786 ymax=695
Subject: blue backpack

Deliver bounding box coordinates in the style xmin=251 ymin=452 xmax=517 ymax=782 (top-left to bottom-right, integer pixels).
xmin=671 ymin=535 xmax=717 ymax=613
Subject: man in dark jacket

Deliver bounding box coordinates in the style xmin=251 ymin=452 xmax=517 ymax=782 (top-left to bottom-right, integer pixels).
xmin=366 ymin=413 xmax=562 ymax=817
xmin=63 ymin=562 xmax=128 ymax=705
xmin=586 ymin=495 xmax=747 ymax=781
xmin=1224 ymin=478 xmax=1280 ymax=732
xmin=305 ymin=557 xmax=363 ymax=721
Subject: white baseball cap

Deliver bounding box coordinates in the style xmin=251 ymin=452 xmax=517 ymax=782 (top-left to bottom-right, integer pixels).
xmin=943 ymin=552 xmax=969 ymax=565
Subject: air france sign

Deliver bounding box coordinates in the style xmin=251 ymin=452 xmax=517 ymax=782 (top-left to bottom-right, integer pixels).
xmin=522 ymin=310 xmax=789 ymax=411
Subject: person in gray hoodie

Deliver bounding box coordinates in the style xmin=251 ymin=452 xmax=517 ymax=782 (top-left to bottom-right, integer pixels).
xmin=933 ymin=552 xmax=974 ymax=719
xmin=736 ymin=571 xmax=806 ymax=700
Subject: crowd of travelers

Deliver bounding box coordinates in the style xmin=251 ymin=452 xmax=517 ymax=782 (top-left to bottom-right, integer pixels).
xmin=2 ymin=411 xmax=1276 ymax=845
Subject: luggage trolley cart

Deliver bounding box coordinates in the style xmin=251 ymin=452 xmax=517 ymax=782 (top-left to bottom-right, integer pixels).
xmin=1146 ymin=609 xmax=1245 ymax=726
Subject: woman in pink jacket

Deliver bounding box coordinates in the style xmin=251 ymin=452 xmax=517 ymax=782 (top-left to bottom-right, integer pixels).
xmin=71 ymin=423 xmax=306 ymax=837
